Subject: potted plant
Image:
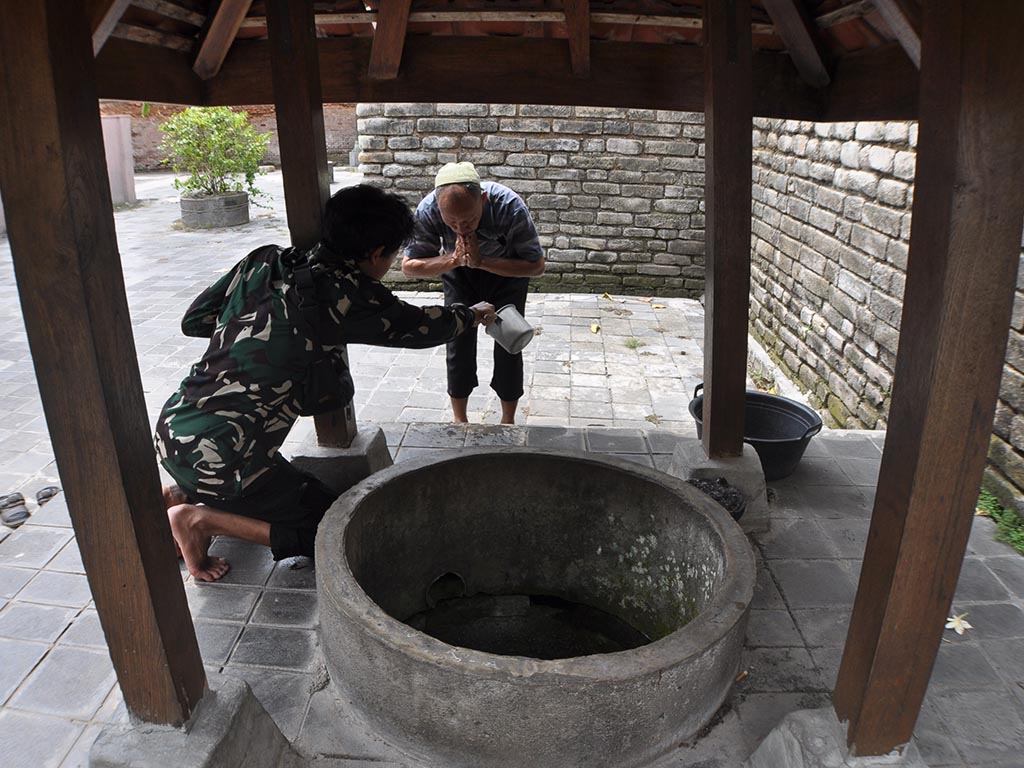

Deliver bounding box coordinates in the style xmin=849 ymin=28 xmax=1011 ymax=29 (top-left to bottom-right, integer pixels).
xmin=159 ymin=106 xmax=271 ymax=228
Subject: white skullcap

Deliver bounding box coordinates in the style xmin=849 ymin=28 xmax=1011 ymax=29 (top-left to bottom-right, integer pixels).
xmin=434 ymin=161 xmax=481 ymax=189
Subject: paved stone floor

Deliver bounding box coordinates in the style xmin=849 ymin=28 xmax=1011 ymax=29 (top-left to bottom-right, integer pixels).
xmin=0 ymin=172 xmax=1022 ymax=767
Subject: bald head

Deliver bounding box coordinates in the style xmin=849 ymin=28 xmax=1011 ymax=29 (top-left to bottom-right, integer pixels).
xmin=437 ymin=183 xmax=486 ymax=235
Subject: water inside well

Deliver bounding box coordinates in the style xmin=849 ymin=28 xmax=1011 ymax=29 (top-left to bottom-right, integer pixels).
xmin=404 ymin=592 xmax=652 ymax=659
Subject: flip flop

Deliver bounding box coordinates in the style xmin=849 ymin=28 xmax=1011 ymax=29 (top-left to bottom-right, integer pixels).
xmin=0 ymin=493 xmax=30 ymax=528
xmin=35 ymin=486 xmax=61 ymax=505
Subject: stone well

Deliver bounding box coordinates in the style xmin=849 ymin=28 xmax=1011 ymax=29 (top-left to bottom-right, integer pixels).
xmin=317 ymin=448 xmax=755 ymax=768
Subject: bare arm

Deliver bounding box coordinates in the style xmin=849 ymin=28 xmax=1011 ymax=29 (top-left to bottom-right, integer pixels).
xmin=476 ymin=254 xmax=546 ymax=278
xmin=401 ymin=251 xmax=461 ymax=278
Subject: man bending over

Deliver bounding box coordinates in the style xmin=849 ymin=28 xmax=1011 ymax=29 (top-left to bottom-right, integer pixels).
xmin=156 ymin=185 xmax=494 ymax=581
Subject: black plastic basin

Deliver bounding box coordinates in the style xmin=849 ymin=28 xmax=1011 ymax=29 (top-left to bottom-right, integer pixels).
xmin=688 ymin=384 xmax=823 ymax=481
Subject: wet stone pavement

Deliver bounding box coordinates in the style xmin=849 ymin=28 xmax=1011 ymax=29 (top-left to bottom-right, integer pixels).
xmin=0 ymin=172 xmax=1022 ymax=767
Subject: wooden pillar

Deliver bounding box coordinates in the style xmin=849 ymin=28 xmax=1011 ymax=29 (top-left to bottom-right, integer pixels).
xmin=702 ymin=0 xmax=752 ymax=458
xmin=833 ymin=1 xmax=1024 ymax=756
xmin=266 ymin=0 xmax=357 ymax=448
xmin=0 ymin=0 xmax=206 ymax=725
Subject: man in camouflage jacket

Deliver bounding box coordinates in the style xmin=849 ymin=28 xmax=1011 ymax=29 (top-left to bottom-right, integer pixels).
xmin=156 ymin=185 xmax=494 ymax=581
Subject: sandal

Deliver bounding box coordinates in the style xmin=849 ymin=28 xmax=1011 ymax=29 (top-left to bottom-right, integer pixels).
xmin=35 ymin=486 xmax=61 ymax=505
xmin=0 ymin=492 xmax=30 ymax=528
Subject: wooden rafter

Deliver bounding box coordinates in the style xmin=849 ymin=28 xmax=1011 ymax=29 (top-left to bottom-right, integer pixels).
xmin=131 ymin=0 xmax=205 ymax=27
xmin=563 ymin=0 xmax=591 ymax=77
xmin=368 ymin=0 xmax=412 ymax=80
xmin=239 ymin=11 xmax=775 ymax=35
xmin=112 ymin=21 xmax=195 ymax=52
xmin=815 ymin=0 xmax=873 ymax=28
xmin=193 ymin=0 xmax=253 ymax=80
xmin=872 ymin=0 xmax=921 ymax=68
xmin=762 ymin=0 xmax=830 ymax=87
xmin=87 ymin=0 xmax=132 ymax=54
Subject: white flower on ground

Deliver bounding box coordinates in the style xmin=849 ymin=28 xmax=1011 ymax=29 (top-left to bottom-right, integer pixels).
xmin=945 ymin=612 xmax=973 ymax=635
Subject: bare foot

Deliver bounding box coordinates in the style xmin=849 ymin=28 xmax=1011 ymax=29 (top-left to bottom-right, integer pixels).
xmin=167 ymin=504 xmax=230 ymax=582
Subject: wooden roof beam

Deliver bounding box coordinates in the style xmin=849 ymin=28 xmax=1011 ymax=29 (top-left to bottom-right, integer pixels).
xmin=872 ymin=0 xmax=921 ymax=69
xmin=762 ymin=0 xmax=831 ymax=87
xmin=367 ymin=0 xmax=412 ymax=80
xmin=563 ymin=0 xmax=591 ymax=78
xmin=193 ymin=0 xmax=253 ymax=80
xmin=131 ymin=0 xmax=206 ymax=28
xmin=88 ymin=0 xmax=132 ymax=54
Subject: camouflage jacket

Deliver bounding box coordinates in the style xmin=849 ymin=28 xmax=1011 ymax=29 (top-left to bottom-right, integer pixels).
xmin=155 ymin=243 xmax=473 ymax=500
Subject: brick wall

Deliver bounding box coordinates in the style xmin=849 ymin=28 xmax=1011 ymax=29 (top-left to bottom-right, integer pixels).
xmin=749 ymin=117 xmax=1024 ymax=512
xmin=355 ymin=103 xmax=707 ymax=296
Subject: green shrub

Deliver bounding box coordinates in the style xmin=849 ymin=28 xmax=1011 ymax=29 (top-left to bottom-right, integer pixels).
xmin=977 ymin=488 xmax=1024 ymax=555
xmin=159 ymin=107 xmax=270 ymax=198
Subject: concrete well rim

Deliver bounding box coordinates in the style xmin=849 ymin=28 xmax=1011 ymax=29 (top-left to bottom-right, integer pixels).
xmin=316 ymin=447 xmax=756 ymax=682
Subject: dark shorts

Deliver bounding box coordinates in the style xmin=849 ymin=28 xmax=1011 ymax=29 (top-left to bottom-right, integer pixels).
xmin=442 ymin=269 xmax=530 ymax=401
xmin=185 ymin=459 xmax=336 ymax=561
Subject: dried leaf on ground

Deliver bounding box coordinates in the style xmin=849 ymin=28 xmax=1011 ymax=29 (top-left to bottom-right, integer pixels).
xmin=590 ymin=322 xmax=601 ymax=333
xmin=600 ymin=292 xmax=618 ymax=301
xmin=653 ymin=304 xmax=667 ymax=309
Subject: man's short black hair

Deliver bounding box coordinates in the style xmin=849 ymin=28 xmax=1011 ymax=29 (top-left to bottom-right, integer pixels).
xmin=321 ymin=184 xmax=414 ymax=262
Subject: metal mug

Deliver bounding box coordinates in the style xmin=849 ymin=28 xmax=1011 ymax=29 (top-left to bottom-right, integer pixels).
xmin=485 ymin=304 xmax=535 ymax=355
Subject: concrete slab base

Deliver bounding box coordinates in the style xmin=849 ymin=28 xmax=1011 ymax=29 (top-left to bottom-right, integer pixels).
xmin=290 ymin=426 xmax=393 ymax=495
xmin=90 ymin=675 xmax=297 ymax=768
xmin=745 ymin=708 xmax=927 ymax=768
xmin=667 ymin=438 xmax=770 ymax=534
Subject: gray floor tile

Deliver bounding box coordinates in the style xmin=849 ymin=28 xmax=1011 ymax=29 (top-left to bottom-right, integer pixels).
xmin=756 ymin=519 xmax=839 ymax=560
xmin=8 ymin=646 xmax=115 ymax=719
xmin=58 ymin=722 xmax=103 ymax=768
xmin=945 ymin=602 xmax=1024 ymax=640
xmin=607 ymin=452 xmax=655 ymax=467
xmin=966 ymin=519 xmax=1020 ymax=557
xmin=734 ymin=692 xmax=831 ymax=754
xmin=769 ymin=560 xmax=858 ymax=609
xmin=184 ymin=583 xmax=261 ymax=622
xmin=737 ymin=647 xmax=827 ymax=693
xmin=770 ymin=456 xmax=852 ymax=488
xmin=927 ymin=642 xmax=1003 ymax=690
xmin=24 ymin=495 xmax=71 ymax=528
xmin=251 ymin=590 xmax=318 ymax=628
xmin=585 ymin=428 xmax=648 ymax=453
xmin=818 ymin=435 xmax=882 ymax=460
xmin=932 ymin=689 xmax=1024 ymax=764
xmin=817 ymin=518 xmax=870 ymax=558
xmin=0 ymin=710 xmax=83 ymax=768
xmin=58 ymin=611 xmax=106 ymax=649
xmin=267 ymin=557 xmax=318 ymax=590
xmin=229 ymin=626 xmax=317 ymax=670
xmin=207 ymin=538 xmax=275 ymax=587
xmin=464 ymin=425 xmax=527 ymax=447
xmin=790 ymin=608 xmax=851 ymax=648
xmin=0 ymin=602 xmax=76 ymax=643
xmin=985 ymin=555 xmax=1024 ymax=599
xmin=955 ymin=558 xmax=1013 ymax=602
xmin=781 ymin=484 xmax=872 ymax=520
xmin=401 ymin=423 xmax=466 ymax=448
xmin=0 ymin=637 xmax=48 ymax=704
xmin=224 ymin=668 xmax=312 ymax=741
xmin=746 ymin=609 xmax=804 ymax=647
xmin=15 ymin=572 xmax=92 ymax=608
xmin=751 ymin=567 xmax=786 ymax=610
xmin=913 ymin=701 xmax=968 ymax=767
xmin=0 ymin=527 xmax=72 ymax=569
xmin=644 ymin=429 xmax=689 ymax=454
xmin=194 ymin=620 xmax=243 ymax=665
xmin=45 ymin=540 xmax=84 ymax=574
xmin=524 ymin=426 xmax=586 ymax=450
xmin=977 ymin=637 xmax=1024 ymax=681
xmin=806 ymin=646 xmax=842 ymax=690
xmin=0 ymin=565 xmax=33 ymax=598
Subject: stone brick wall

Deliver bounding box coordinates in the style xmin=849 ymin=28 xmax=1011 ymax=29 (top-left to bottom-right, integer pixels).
xmin=355 ymin=103 xmax=706 ymax=296
xmin=749 ymin=117 xmax=1024 ymax=511
xmin=98 ymin=102 xmax=358 ymax=169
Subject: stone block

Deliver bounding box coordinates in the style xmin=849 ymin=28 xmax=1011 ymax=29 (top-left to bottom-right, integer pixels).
xmin=90 ymin=676 xmax=297 ymax=768
xmin=666 ymin=439 xmax=769 ymax=534
xmin=745 ymin=707 xmax=926 ymax=768
xmin=289 ymin=426 xmax=393 ymax=496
